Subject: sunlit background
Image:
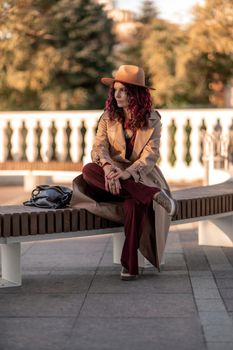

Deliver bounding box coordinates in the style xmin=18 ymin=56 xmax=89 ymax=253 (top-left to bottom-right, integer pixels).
xmin=0 ymin=0 xmax=232 ymax=188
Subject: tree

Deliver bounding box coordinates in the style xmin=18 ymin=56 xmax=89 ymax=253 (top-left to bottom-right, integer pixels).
xmin=141 ymin=0 xmax=233 ymax=107
xmin=139 ymin=0 xmax=159 ymax=24
xmin=0 ymin=0 xmax=116 ymax=110
xmin=142 ymin=19 xmax=187 ymax=107
xmin=180 ymin=0 xmax=233 ymax=106
xmin=117 ymin=0 xmax=159 ymax=87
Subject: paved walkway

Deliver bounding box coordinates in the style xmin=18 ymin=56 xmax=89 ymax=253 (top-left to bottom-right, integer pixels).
xmin=1 ymin=186 xmax=233 ymax=349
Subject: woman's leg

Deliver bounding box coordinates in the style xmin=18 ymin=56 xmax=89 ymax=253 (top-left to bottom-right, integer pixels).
xmin=82 ymin=162 xmax=160 ymax=204
xmin=121 ymin=199 xmax=148 ymax=275
xmin=82 ymin=162 xmax=160 ymax=277
xmin=82 ymin=162 xmax=118 ymax=202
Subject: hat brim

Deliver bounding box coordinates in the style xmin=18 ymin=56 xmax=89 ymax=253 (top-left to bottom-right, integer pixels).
xmin=101 ymin=77 xmax=156 ymax=91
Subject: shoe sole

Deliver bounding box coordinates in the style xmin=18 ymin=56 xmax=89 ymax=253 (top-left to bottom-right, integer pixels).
xmin=120 ymin=274 xmax=138 ymax=281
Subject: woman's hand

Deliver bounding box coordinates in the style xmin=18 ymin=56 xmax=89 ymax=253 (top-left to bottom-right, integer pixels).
xmin=103 ymin=164 xmax=122 ymax=194
xmin=107 ymin=168 xmax=131 ymax=181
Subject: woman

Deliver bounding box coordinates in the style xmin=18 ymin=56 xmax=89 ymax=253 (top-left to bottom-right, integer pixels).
xmin=71 ymin=65 xmax=177 ymax=281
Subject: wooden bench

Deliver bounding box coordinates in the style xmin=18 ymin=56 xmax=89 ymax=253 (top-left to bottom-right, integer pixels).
xmin=0 ymin=180 xmax=233 ymax=288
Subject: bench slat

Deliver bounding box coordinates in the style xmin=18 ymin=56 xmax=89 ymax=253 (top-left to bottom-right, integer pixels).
xmin=30 ymin=212 xmax=38 ymax=235
xmin=20 ymin=212 xmax=29 ymax=236
xmin=38 ymin=212 xmax=46 ymax=234
xmin=55 ymin=210 xmax=63 ymax=233
xmin=63 ymin=210 xmax=71 ymax=232
xmin=12 ymin=213 xmax=20 ymax=236
xmin=71 ymin=209 xmax=79 ymax=232
xmin=47 ymin=211 xmax=55 ymax=234
xmin=3 ymin=214 xmax=11 ymax=237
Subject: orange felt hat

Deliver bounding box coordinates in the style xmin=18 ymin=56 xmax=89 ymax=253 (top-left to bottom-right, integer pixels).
xmin=101 ymin=65 xmax=155 ymax=90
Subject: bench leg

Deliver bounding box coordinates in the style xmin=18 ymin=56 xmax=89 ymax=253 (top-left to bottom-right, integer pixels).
xmin=0 ymin=243 xmax=22 ymax=287
xmin=199 ymin=216 xmax=233 ymax=247
xmin=112 ymin=232 xmax=154 ymax=268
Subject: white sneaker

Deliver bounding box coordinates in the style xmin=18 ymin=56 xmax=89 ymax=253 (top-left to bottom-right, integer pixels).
xmin=154 ymin=189 xmax=178 ymax=216
xmin=120 ymin=267 xmax=138 ymax=281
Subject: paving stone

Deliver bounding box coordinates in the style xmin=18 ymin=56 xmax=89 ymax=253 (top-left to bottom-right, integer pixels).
xmin=1 ymin=271 xmax=94 ymax=294
xmin=0 ymin=293 xmax=85 ymax=317
xmin=222 ymin=299 xmax=233 ymax=312
xmin=183 ymin=247 xmax=210 ymax=271
xmin=189 ymin=271 xmax=213 ymax=277
xmin=203 ymin=324 xmax=233 ymax=342
xmin=203 ymin=247 xmax=232 ymax=267
xmin=193 ymin=288 xmax=221 ymax=299
xmin=216 ymin=278 xmax=233 ymax=289
xmin=66 ymin=317 xmax=206 ymax=350
xmin=80 ymin=293 xmax=196 ymax=318
xmin=157 ymin=270 xmax=188 ymax=276
xmin=179 ymin=230 xmax=198 ymax=243
xmin=210 ymin=264 xmax=233 ymax=272
xmin=89 ymin=273 xmax=192 ymax=294
xmin=191 ymin=277 xmax=217 ymax=289
xmin=207 ymin=343 xmax=233 ymax=350
xmin=22 ymin=250 xmax=104 ymax=270
xmin=164 ymin=232 xmax=183 ymax=253
xmin=213 ymin=271 xmax=233 ymax=279
xmin=222 ymin=248 xmax=233 ymax=267
xmin=162 ymin=253 xmax=186 ymax=268
xmin=195 ymin=299 xmax=226 ymax=312
xmin=0 ymin=317 xmax=73 ymax=350
xmin=219 ymin=288 xmax=233 ymax=299
xmin=199 ymin=311 xmax=232 ymax=326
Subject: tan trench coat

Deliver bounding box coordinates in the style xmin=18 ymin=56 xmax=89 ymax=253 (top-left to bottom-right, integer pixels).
xmin=71 ymin=110 xmax=171 ymax=269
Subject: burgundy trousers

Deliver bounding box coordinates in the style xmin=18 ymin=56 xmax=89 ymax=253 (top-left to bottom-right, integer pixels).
xmin=82 ymin=163 xmax=160 ymax=275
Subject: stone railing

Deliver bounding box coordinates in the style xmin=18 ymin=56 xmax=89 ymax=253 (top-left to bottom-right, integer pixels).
xmin=0 ymin=109 xmax=232 ymax=184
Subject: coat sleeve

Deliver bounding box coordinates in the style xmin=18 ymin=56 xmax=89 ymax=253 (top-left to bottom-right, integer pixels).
xmin=126 ymin=117 xmax=162 ymax=182
xmin=91 ymin=113 xmax=114 ymax=167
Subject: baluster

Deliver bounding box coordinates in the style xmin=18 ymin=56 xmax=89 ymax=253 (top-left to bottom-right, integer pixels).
xmin=55 ymin=119 xmax=67 ymax=162
xmin=213 ymin=118 xmax=223 ymax=169
xmin=80 ymin=121 xmax=86 ymax=162
xmin=0 ymin=119 xmax=6 ymax=161
xmin=40 ymin=118 xmax=51 ymax=162
xmin=10 ymin=119 xmax=21 ymax=161
xmin=35 ymin=121 xmax=43 ymax=161
xmin=168 ymin=119 xmax=177 ymax=166
xmin=5 ymin=121 xmax=13 ymax=160
xmin=83 ymin=117 xmax=99 ymax=164
xmin=50 ymin=121 xmax=58 ymax=161
xmin=20 ymin=121 xmax=28 ymax=161
xmin=26 ymin=118 xmax=39 ymax=162
xmin=70 ymin=119 xmax=82 ymax=163
xmin=165 ymin=113 xmax=188 ymax=180
xmin=228 ymin=119 xmax=233 ymax=166
xmin=184 ymin=119 xmax=192 ymax=166
xmin=199 ymin=119 xmax=207 ymax=164
xmin=65 ymin=120 xmax=72 ymax=162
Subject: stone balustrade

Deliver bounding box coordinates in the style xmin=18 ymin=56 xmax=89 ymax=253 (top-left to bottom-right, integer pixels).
xmin=0 ymin=109 xmax=232 ymax=184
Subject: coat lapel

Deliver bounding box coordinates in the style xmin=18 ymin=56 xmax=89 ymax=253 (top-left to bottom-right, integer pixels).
xmin=129 ymin=126 xmax=154 ymax=161
xmin=130 ymin=112 xmax=158 ymax=161
xmin=108 ymin=111 xmax=158 ymax=162
xmin=109 ymin=120 xmax=126 ymax=159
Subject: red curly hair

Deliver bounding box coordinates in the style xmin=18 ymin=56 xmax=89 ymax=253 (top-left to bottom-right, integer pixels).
xmin=104 ymin=83 xmax=153 ymax=130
